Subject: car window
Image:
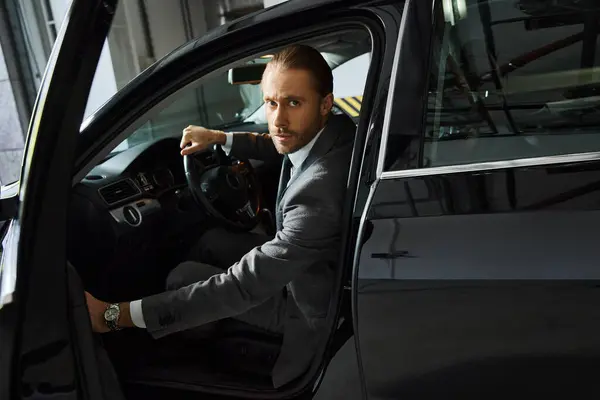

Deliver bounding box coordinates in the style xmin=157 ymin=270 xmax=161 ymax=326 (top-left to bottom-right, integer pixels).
xmin=384 ymin=0 xmax=600 ymax=171
xmin=113 ymin=60 xmax=265 ymax=152
xmin=77 ymin=2 xmax=267 ymax=120
xmin=112 ymin=39 xmax=370 ymax=153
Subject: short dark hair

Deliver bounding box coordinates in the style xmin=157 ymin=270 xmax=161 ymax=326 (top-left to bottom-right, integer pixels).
xmin=266 ymin=44 xmax=333 ymax=97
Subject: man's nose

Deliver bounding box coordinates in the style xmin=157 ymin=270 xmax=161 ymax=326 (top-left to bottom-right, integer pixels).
xmin=273 ymin=107 xmax=288 ymax=129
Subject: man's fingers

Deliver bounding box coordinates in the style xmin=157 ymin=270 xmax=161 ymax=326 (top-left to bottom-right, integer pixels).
xmin=180 ymin=125 xmax=209 ymax=155
xmin=180 ymin=132 xmax=191 ymax=149
xmin=181 ymin=143 xmax=201 ymax=156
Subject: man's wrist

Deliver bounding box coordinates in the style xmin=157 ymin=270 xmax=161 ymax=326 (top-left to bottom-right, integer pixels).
xmin=211 ymin=129 xmax=226 ymax=146
xmin=118 ymin=302 xmax=135 ymax=328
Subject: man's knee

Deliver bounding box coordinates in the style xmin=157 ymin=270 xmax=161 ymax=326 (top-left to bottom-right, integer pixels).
xmin=166 ymin=261 xmax=221 ymax=291
xmin=196 ymin=227 xmax=271 ymax=268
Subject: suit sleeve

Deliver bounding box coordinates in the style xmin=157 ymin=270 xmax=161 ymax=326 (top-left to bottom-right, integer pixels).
xmin=140 ymin=180 xmax=340 ymax=338
xmin=229 ymin=132 xmax=282 ymax=163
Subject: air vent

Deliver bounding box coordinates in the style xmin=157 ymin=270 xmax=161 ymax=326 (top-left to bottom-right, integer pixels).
xmin=99 ymin=179 xmax=140 ymax=205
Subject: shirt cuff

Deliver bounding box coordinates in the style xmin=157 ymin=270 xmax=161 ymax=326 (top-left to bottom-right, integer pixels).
xmin=129 ymin=299 xmax=146 ymax=328
xmin=221 ymin=132 xmax=233 ymax=155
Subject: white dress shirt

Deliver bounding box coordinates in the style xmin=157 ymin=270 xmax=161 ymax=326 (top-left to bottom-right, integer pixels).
xmin=129 ymin=127 xmax=325 ymax=328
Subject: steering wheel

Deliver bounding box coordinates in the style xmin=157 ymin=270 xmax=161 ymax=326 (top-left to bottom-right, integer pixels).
xmin=183 ymin=145 xmax=261 ymax=231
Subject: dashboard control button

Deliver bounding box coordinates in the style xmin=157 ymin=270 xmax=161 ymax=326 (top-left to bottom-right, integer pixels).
xmin=123 ymin=206 xmax=142 ymax=226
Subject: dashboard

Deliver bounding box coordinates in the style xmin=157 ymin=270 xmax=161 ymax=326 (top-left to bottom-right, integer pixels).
xmin=67 ymin=135 xmax=277 ymax=301
xmin=76 ymin=139 xmax=201 ymax=223
xmin=67 ymin=137 xmax=215 ymax=299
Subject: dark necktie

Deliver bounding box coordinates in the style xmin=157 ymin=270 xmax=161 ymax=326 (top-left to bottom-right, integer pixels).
xmin=275 ymin=156 xmax=292 ymax=229
xmin=276 ymin=156 xmax=292 ymax=209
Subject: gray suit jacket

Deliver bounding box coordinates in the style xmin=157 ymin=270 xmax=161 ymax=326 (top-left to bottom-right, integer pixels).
xmin=142 ymin=114 xmax=356 ymax=387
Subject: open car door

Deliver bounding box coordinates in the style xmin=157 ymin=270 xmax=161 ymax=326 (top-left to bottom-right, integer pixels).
xmin=0 ymin=1 xmax=121 ymax=398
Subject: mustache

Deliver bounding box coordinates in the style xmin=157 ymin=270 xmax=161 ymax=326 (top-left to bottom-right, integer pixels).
xmin=271 ymin=128 xmax=297 ymax=136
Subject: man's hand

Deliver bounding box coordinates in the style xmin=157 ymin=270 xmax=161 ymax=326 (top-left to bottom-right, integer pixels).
xmin=180 ymin=125 xmax=226 ymax=156
xmin=85 ymin=292 xmax=110 ymax=333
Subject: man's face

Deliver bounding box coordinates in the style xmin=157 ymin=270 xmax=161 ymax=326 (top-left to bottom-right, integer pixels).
xmin=262 ymin=66 xmax=333 ymax=154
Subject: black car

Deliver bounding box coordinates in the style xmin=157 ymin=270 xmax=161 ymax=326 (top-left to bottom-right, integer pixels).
xmin=3 ymin=0 xmax=600 ymax=398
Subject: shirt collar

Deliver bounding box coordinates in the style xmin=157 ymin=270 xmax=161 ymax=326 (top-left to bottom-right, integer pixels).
xmin=287 ymin=126 xmax=325 ymax=169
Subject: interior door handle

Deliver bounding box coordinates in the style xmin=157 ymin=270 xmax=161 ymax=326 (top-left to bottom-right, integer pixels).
xmin=371 ymin=251 xmax=414 ymax=259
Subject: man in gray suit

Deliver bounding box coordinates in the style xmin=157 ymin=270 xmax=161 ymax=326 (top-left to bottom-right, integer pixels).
xmin=85 ymin=44 xmax=356 ymax=388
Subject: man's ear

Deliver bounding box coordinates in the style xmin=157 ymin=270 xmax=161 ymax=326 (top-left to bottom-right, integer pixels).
xmin=321 ymin=93 xmax=334 ymax=116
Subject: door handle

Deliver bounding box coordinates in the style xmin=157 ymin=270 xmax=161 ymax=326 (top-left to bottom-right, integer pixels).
xmin=371 ymin=251 xmax=414 ymax=259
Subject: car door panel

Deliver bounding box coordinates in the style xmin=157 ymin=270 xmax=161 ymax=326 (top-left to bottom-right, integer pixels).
xmin=67 ymin=262 xmax=126 ymax=400
xmin=0 ymin=1 xmax=120 ymax=399
xmin=352 ymin=0 xmax=600 ymax=396
xmin=356 ymin=165 xmax=600 ymax=397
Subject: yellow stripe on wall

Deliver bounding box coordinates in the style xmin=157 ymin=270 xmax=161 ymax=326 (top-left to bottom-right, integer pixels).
xmin=335 ymin=98 xmax=359 ymax=117
xmin=345 ymin=96 xmax=362 ymax=112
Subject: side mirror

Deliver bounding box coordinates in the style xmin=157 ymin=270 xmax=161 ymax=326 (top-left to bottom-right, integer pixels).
xmin=0 ymin=181 xmax=19 ymax=220
xmin=228 ymin=64 xmax=266 ymax=85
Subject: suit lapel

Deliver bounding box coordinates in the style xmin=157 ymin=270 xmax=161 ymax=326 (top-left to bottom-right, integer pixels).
xmin=281 ymin=115 xmax=347 ymax=193
xmin=275 ymin=114 xmax=355 ymax=229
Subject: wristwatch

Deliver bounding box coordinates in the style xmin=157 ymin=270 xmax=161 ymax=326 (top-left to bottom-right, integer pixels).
xmin=103 ymin=303 xmax=121 ymax=331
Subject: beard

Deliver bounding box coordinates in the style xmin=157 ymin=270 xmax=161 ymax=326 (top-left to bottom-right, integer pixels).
xmin=270 ymin=117 xmax=324 ymax=155
xmin=271 ymin=128 xmax=305 ymax=154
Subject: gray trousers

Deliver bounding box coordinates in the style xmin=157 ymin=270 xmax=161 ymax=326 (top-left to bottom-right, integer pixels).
xmin=165 ymin=227 xmax=286 ymax=334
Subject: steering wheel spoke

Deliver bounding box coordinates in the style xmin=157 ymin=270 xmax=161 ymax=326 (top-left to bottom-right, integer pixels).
xmin=232 ymin=160 xmax=251 ymax=174
xmin=183 ymin=148 xmax=262 ymax=231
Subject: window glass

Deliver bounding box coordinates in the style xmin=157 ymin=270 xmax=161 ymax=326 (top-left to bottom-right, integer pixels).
xmin=110 ymin=33 xmax=371 ymax=154
xmin=117 ymin=64 xmax=264 ymax=152
xmin=386 ymin=0 xmax=600 ymax=170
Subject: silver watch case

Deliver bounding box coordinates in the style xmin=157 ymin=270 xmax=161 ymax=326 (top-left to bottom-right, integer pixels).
xmin=103 ymin=303 xmax=121 ymax=331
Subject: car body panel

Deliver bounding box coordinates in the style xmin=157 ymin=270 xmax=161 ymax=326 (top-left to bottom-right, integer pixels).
xmin=354 ymin=0 xmax=600 ymax=397
xmin=357 ymin=165 xmax=600 ymax=396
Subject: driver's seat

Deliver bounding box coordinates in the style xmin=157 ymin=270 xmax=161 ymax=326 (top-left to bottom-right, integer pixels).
xmin=208 ymin=319 xmax=283 ymax=377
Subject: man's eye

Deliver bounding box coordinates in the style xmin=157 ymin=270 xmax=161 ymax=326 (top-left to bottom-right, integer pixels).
xmin=266 ymin=101 xmax=277 ymax=107
xmin=289 ymin=100 xmax=300 ymax=107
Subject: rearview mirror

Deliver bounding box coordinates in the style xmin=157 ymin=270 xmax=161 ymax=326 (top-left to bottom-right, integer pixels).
xmin=228 ymin=64 xmax=266 ymax=85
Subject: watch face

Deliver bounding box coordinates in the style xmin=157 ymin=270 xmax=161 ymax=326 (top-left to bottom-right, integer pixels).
xmin=104 ymin=307 xmax=119 ymax=321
